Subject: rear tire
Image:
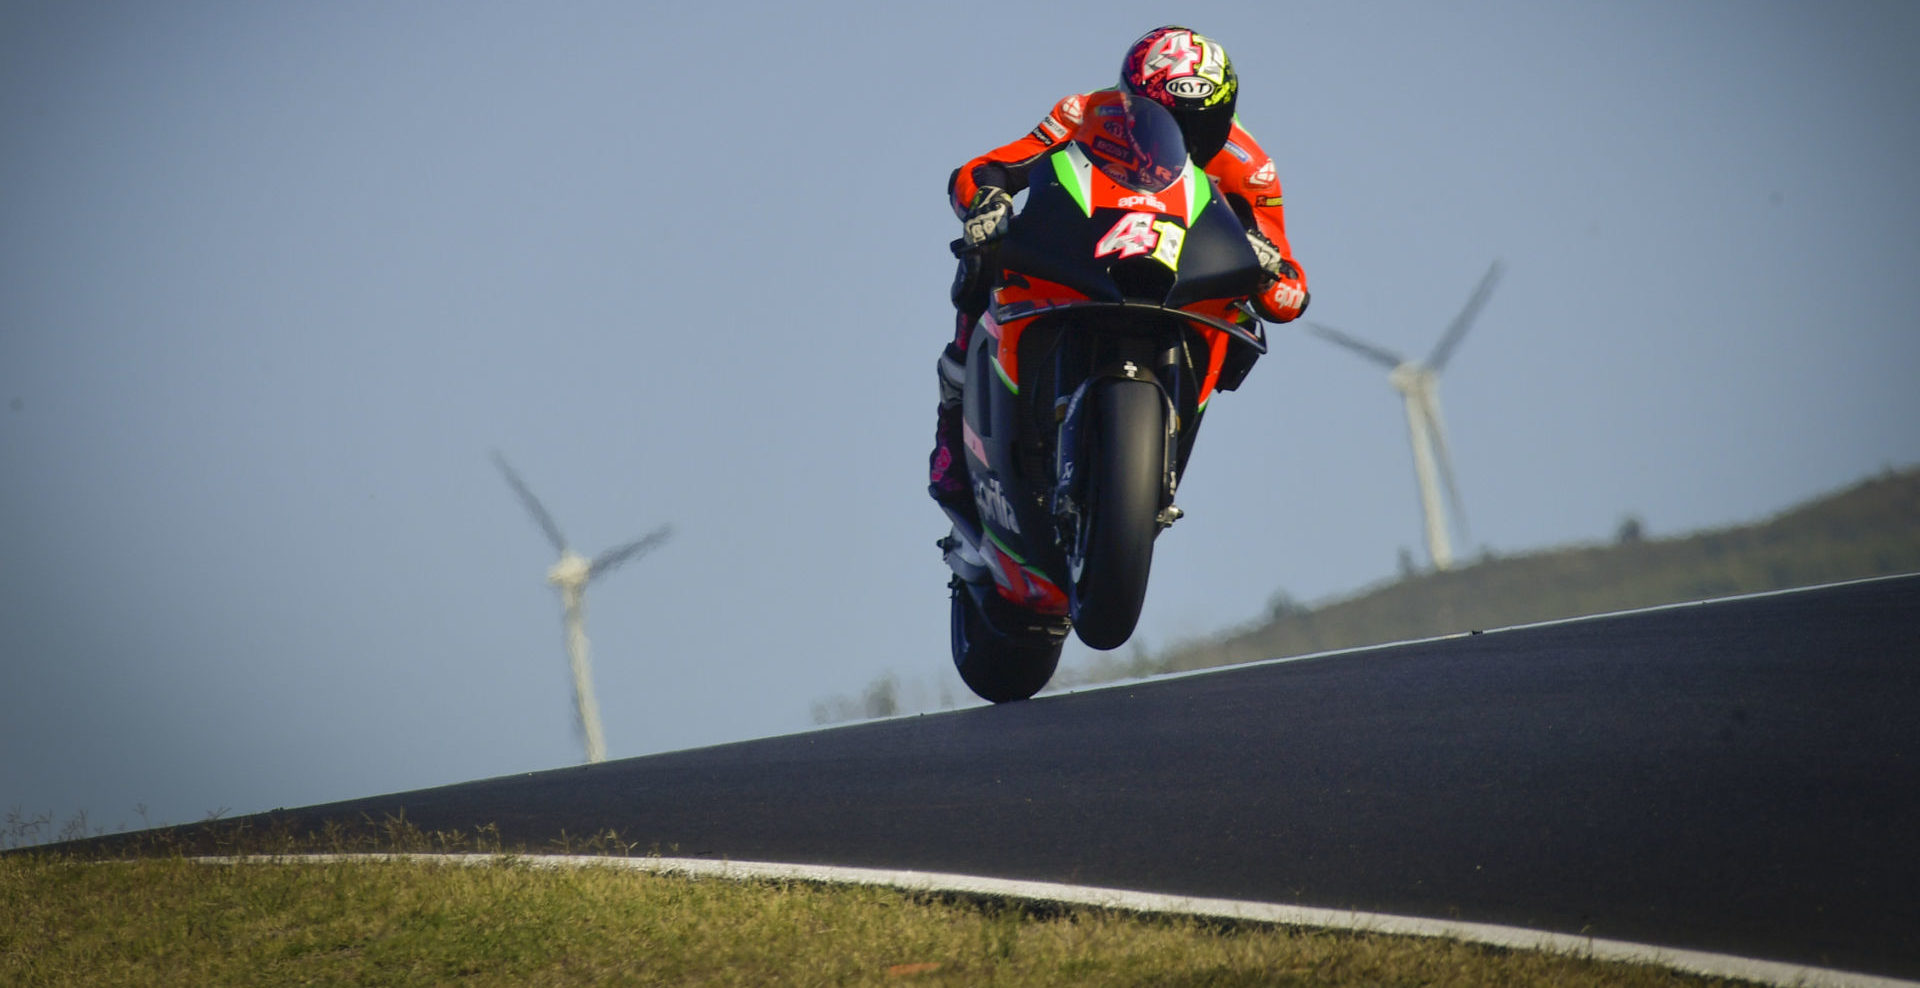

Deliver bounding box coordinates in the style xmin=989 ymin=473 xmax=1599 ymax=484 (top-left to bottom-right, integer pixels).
xmin=951 ymin=582 xmax=1065 ymax=703
xmin=1069 ymin=379 xmax=1165 ymax=650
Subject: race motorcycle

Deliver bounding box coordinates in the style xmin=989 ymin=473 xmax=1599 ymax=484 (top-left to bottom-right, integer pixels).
xmin=941 ymin=93 xmax=1271 ymax=703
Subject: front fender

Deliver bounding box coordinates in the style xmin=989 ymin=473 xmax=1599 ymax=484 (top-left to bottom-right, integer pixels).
xmin=1052 ymin=361 xmax=1178 ymax=543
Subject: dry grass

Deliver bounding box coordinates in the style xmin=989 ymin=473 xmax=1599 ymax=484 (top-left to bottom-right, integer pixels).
xmin=2 ymin=851 xmax=1760 ymax=987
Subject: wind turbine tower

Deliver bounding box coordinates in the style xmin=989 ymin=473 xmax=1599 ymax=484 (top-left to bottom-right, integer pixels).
xmin=1306 ymin=261 xmax=1503 ymax=571
xmin=493 ymin=451 xmax=672 ymax=764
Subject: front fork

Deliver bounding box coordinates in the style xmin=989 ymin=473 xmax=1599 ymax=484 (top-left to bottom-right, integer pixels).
xmin=1051 ymin=346 xmax=1184 ymax=554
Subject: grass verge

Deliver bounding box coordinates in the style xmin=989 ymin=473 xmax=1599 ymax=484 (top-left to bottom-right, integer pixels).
xmin=3 ymin=850 xmax=1764 ymax=987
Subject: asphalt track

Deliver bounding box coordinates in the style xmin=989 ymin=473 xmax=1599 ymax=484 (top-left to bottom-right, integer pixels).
xmin=216 ymin=575 xmax=1920 ymax=979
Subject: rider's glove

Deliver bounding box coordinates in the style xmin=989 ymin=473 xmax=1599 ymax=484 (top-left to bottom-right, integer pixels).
xmin=961 ymin=187 xmax=1014 ymax=249
xmin=1256 ymin=278 xmax=1310 ymax=322
xmin=1246 ymin=230 xmax=1309 ymax=322
xmin=1246 ymin=228 xmax=1286 ymax=280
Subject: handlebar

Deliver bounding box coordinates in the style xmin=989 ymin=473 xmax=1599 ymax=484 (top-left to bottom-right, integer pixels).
xmin=950 ymin=243 xmax=1272 ymax=345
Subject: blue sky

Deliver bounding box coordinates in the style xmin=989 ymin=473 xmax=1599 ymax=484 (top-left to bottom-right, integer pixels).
xmin=3 ymin=0 xmax=1916 ymax=831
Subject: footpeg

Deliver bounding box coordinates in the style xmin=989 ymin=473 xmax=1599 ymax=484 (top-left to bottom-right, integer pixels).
xmin=940 ymin=526 xmax=993 ymax=587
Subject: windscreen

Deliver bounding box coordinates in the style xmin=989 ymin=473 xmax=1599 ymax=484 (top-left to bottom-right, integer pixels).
xmin=1075 ymin=94 xmax=1190 ymax=194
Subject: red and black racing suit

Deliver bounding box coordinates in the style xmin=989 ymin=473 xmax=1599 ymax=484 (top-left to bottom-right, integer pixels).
xmin=931 ymin=90 xmax=1307 ymax=507
xmin=949 ymin=89 xmax=1308 ymax=322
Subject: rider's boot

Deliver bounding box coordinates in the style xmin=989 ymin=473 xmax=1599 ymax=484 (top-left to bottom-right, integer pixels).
xmin=928 ymin=328 xmax=978 ymax=529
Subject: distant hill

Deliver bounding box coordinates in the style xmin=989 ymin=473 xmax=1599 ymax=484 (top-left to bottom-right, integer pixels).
xmin=813 ymin=467 xmax=1920 ymax=719
xmin=1058 ymin=465 xmax=1920 ymax=687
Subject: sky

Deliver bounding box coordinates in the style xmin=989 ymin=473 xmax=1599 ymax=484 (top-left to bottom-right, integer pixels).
xmin=3 ymin=0 xmax=1917 ymax=833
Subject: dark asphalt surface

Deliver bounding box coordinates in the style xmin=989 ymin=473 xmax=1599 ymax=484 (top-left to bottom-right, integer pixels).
xmin=221 ymin=576 xmax=1920 ymax=978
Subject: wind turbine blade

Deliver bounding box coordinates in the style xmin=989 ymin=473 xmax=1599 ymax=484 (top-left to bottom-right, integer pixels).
xmin=1420 ymin=386 xmax=1470 ymax=545
xmin=492 ymin=450 xmax=569 ymax=553
xmin=1427 ymin=260 xmax=1504 ymax=372
xmin=589 ymin=524 xmax=673 ymax=579
xmin=1304 ymin=321 xmax=1406 ymax=370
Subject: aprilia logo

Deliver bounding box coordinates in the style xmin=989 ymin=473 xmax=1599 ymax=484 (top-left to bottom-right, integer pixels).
xmin=974 ymin=476 xmax=1023 ymax=534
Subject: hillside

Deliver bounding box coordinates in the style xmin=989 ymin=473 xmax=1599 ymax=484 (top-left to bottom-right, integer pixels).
xmin=814 ymin=467 xmax=1920 ymax=717
xmin=1058 ymin=465 xmax=1920 ymax=686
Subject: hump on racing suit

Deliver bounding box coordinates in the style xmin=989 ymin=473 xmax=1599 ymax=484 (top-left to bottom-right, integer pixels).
xmin=949 ymin=89 xmax=1307 ymax=322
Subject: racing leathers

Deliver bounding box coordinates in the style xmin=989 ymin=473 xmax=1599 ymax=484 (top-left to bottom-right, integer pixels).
xmin=930 ymin=89 xmax=1308 ymax=515
xmin=953 ymin=90 xmax=1308 ymax=320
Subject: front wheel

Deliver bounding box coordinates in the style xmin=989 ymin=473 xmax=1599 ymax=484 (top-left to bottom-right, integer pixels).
xmin=1068 ymin=379 xmax=1166 ymax=650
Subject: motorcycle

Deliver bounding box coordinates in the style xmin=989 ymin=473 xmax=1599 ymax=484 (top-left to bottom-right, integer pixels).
xmin=941 ymin=93 xmax=1271 ymax=703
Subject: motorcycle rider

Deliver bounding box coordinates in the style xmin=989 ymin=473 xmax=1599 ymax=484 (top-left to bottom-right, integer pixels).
xmin=930 ymin=25 xmax=1309 ymax=523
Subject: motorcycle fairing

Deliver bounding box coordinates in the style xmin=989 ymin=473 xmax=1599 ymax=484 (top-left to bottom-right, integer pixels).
xmin=938 ymin=495 xmax=1069 ymax=617
xmin=989 ymin=158 xmax=1263 ymax=412
xmin=952 ymin=95 xmax=1271 ymax=616
xmin=1049 ymin=141 xmax=1212 ymax=227
xmin=983 ymin=527 xmax=1069 ymax=614
xmin=962 ymin=307 xmax=1074 ymax=615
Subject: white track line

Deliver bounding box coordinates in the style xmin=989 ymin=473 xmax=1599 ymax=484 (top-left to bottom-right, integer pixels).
xmin=195 ymin=854 xmax=1917 ymax=988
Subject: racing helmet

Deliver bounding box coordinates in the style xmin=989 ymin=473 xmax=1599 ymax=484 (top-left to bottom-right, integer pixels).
xmin=1118 ymin=26 xmax=1239 ymax=164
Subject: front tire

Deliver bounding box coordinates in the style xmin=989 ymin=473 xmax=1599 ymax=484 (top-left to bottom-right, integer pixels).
xmin=1069 ymin=379 xmax=1166 ymax=650
xmin=951 ymin=581 xmax=1065 ymax=703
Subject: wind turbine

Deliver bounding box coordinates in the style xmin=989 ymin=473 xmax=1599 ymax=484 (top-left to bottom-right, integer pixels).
xmin=1305 ymin=260 xmax=1503 ymax=572
xmin=493 ymin=450 xmax=672 ymax=764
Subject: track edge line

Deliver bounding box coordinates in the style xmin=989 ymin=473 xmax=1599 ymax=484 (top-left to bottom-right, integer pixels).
xmin=190 ymin=853 xmax=1918 ymax=988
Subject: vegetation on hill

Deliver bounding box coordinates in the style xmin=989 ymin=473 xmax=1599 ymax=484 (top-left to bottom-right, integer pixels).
xmin=816 ymin=465 xmax=1919 ymax=715
xmin=1061 ymin=465 xmax=1920 ymax=686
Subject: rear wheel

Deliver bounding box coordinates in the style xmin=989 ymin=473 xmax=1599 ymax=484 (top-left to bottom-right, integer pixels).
xmin=951 ymin=581 xmax=1066 ymax=703
xmin=1068 ymin=379 xmax=1166 ymax=650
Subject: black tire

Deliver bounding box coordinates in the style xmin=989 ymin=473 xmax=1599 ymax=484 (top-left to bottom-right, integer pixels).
xmin=951 ymin=582 xmax=1064 ymax=703
xmin=1069 ymin=379 xmax=1165 ymax=650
